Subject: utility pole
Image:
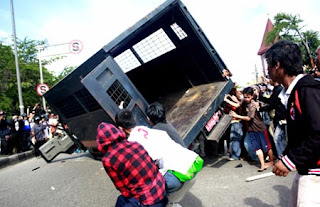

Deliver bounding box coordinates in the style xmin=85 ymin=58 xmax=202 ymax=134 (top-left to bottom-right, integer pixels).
xmin=10 ymin=0 xmax=24 ymax=115
xmin=261 ymin=55 xmax=266 ymax=77
xmin=255 ymin=64 xmax=258 ymax=83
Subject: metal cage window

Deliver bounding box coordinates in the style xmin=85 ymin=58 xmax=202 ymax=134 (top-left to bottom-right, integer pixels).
xmin=114 ymin=49 xmax=142 ymax=73
xmin=170 ymin=23 xmax=188 ymax=40
xmin=106 ymin=80 xmax=132 ymax=108
xmin=133 ymin=28 xmax=176 ymax=63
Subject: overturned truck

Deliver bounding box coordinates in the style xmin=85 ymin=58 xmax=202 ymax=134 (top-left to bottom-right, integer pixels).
xmin=41 ymin=0 xmax=233 ymax=162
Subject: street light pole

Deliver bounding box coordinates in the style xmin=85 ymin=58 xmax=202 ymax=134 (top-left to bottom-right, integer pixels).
xmin=255 ymin=64 xmax=259 ymax=84
xmin=36 ymin=46 xmax=47 ymax=110
xmin=10 ymin=0 xmax=24 ymax=115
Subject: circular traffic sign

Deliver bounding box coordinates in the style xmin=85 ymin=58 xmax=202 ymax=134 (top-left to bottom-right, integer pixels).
xmin=69 ymin=40 xmax=83 ymax=54
xmin=36 ymin=83 xmax=50 ymax=96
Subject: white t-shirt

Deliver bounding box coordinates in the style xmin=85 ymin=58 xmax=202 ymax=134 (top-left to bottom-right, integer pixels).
xmin=128 ymin=126 xmax=198 ymax=175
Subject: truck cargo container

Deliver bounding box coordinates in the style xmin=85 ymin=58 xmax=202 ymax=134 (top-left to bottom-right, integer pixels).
xmin=41 ymin=0 xmax=233 ymax=162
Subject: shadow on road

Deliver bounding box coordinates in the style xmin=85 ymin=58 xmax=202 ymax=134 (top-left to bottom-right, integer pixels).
xmin=273 ymin=185 xmax=291 ymax=207
xmin=49 ymin=152 xmax=94 ymax=163
xmin=203 ymin=155 xmax=230 ymax=169
xmin=244 ymin=197 xmax=274 ymax=207
xmin=179 ymin=191 xmax=203 ymax=207
xmin=244 ymin=185 xmax=291 ymax=207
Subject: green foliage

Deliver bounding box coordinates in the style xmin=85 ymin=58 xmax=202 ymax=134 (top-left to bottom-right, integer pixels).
xmin=0 ymin=37 xmax=72 ymax=115
xmin=266 ymin=13 xmax=320 ymax=68
xmin=56 ymin=66 xmax=75 ymax=81
xmin=302 ymin=30 xmax=320 ymax=57
xmin=17 ymin=37 xmax=45 ymax=64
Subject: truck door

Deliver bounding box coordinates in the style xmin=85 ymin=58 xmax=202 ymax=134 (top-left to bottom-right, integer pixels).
xmin=80 ymin=56 xmax=150 ymax=126
xmin=39 ymin=57 xmax=149 ymax=163
xmin=38 ymin=129 xmax=76 ymax=162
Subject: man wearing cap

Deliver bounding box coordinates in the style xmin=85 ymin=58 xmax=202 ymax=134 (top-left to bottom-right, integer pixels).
xmin=31 ymin=116 xmax=46 ymax=157
xmin=10 ymin=114 xmax=24 ymax=153
xmin=96 ymin=122 xmax=168 ymax=207
xmin=266 ymin=40 xmax=320 ymax=206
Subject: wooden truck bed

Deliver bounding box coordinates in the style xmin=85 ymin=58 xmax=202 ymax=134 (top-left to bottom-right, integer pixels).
xmin=157 ymin=81 xmax=227 ymax=138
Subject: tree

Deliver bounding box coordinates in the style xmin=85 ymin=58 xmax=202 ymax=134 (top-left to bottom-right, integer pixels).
xmin=266 ymin=13 xmax=320 ymax=70
xmin=0 ymin=37 xmax=64 ymax=115
xmin=0 ymin=43 xmax=15 ymax=113
xmin=55 ymin=66 xmax=76 ymax=81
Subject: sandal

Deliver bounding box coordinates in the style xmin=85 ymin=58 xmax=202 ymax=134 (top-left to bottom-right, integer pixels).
xmin=257 ymin=168 xmax=267 ymax=172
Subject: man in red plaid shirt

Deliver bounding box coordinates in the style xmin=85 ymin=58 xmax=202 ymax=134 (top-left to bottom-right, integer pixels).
xmin=96 ymin=122 xmax=168 ymax=207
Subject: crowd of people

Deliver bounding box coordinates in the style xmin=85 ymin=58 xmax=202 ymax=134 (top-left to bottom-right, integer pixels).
xmin=95 ymin=41 xmax=320 ymax=207
xmin=0 ymin=103 xmax=59 ymax=156
xmin=220 ymin=41 xmax=320 ymax=206
xmin=224 ymin=79 xmax=282 ymax=171
xmin=0 ymin=41 xmax=318 ymax=207
xmin=220 ymin=44 xmax=320 ymax=174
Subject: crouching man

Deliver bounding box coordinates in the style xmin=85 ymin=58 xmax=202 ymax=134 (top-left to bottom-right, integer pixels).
xmin=96 ymin=122 xmax=168 ymax=207
xmin=115 ymin=109 xmax=203 ymax=195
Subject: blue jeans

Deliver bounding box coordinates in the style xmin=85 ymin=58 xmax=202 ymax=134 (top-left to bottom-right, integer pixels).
xmin=244 ymin=133 xmax=258 ymax=161
xmin=230 ymin=122 xmax=243 ymax=159
xmin=273 ymin=124 xmax=287 ymax=157
xmin=115 ymin=195 xmax=168 ymax=207
xmin=164 ymin=171 xmax=183 ymax=194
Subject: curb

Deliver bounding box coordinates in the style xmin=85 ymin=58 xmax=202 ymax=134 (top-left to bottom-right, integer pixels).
xmin=0 ymin=150 xmax=35 ymax=169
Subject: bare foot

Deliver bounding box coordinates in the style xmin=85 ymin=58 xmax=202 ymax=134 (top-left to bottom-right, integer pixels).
xmin=265 ymin=162 xmax=274 ymax=168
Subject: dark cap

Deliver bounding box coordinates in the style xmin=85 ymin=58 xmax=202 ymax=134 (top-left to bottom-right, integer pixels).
xmin=34 ymin=116 xmax=41 ymax=122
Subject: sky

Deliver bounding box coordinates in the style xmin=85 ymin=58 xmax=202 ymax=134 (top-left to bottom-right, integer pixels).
xmin=1 ymin=0 xmax=320 ymax=86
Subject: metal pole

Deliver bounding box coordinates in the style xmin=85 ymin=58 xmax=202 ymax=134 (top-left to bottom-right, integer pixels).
xmin=255 ymin=64 xmax=258 ymax=83
xmin=261 ymin=55 xmax=266 ymax=77
xmin=37 ymin=46 xmax=47 ymax=110
xmin=10 ymin=0 xmax=24 ymax=115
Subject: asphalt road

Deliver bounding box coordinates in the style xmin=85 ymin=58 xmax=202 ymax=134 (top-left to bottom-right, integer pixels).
xmin=0 ymin=152 xmax=295 ymax=207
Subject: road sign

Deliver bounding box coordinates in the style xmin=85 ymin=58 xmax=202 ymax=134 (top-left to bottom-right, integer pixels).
xmin=36 ymin=83 xmax=50 ymax=96
xmin=69 ymin=40 xmax=83 ymax=54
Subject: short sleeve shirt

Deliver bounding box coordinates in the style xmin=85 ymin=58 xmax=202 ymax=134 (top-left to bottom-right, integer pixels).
xmin=247 ymin=101 xmax=266 ymax=132
xmin=31 ymin=123 xmax=45 ymax=141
